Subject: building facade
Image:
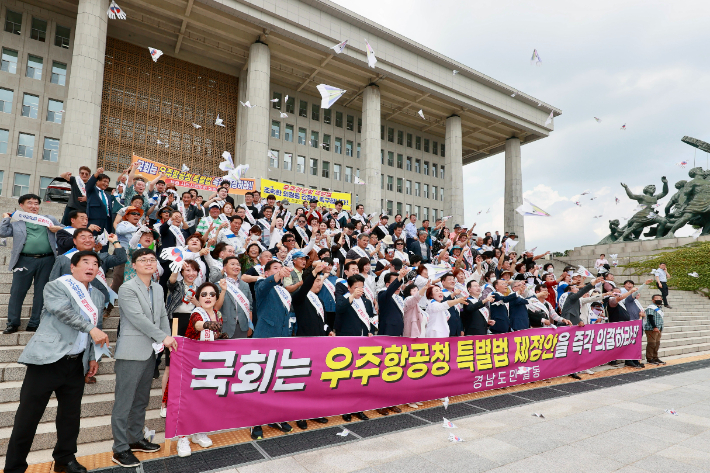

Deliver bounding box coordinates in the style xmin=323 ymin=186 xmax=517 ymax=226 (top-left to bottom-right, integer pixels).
xmin=0 ymin=0 xmax=560 ymax=247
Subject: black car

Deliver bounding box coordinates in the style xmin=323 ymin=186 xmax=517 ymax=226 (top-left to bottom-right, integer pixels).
xmin=44 ymin=177 xmax=71 ymax=203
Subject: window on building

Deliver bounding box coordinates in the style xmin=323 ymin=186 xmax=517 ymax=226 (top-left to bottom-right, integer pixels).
xmin=433 ymin=186 xmax=438 ymax=201
xmin=272 ymin=92 xmax=282 ymax=109
xmin=21 ymin=93 xmax=39 ymax=119
xmin=1 ymin=48 xmax=18 ymax=74
xmin=269 ymin=149 xmax=279 ymax=168
xmin=397 ymin=153 xmax=403 ymax=169
xmin=299 ymin=100 xmax=308 ymax=118
xmin=43 ymin=137 xmax=59 ymax=162
xmin=414 ymin=205 xmax=420 ymax=217
xmin=357 ymin=118 xmax=362 ymax=134
xmin=387 ymin=127 xmax=394 ymax=143
xmin=39 ymin=176 xmax=53 ymax=199
xmin=406 ymin=204 xmax=411 ymax=216
xmin=423 ymin=184 xmax=429 ymax=199
xmin=345 ymin=140 xmax=353 ymax=157
xmin=311 ymin=103 xmax=319 ymax=121
xmin=55 ymin=25 xmax=71 ymax=48
xmin=415 ymin=182 xmax=421 ymax=197
xmin=440 ymin=166 xmax=445 ymax=179
xmin=297 ymin=155 xmax=305 ymax=173
xmin=310 ymin=131 xmax=319 ymax=148
xmin=26 ymin=56 xmax=43 ymax=80
xmin=298 ymin=127 xmax=306 ymax=145
xmin=18 ymin=133 xmax=34 ymax=158
xmin=284 ymin=124 xmax=294 ymax=142
xmin=415 ymin=159 xmax=421 ymax=173
xmin=432 ymin=164 xmax=438 ymax=179
xmin=397 ymin=178 xmax=403 ymax=193
xmin=345 ymin=166 xmax=353 ymax=183
xmin=13 ymin=173 xmax=29 ymax=197
xmin=387 ymin=151 xmax=394 ymax=167
xmin=396 ymin=202 xmax=402 ymax=215
xmin=406 ymin=157 xmax=412 ymax=171
xmin=440 ymin=187 xmax=444 ymax=201
xmin=387 ymin=200 xmax=393 ymax=216
xmin=322 ymin=161 xmax=329 ymax=178
xmin=335 ymin=111 xmax=343 ymax=127
xmin=0 ymin=129 xmax=8 ymax=154
xmin=283 ymin=152 xmax=293 ymax=171
xmin=432 ymin=209 xmax=437 ymax=220
xmin=310 ymin=158 xmax=318 ymax=176
xmin=381 ymin=149 xmax=384 ymax=164
xmin=47 ymin=99 xmax=63 ymax=123
xmin=271 ymin=120 xmax=280 ymax=138
xmin=51 ymin=62 xmax=67 ymax=85
xmin=424 ymin=161 xmax=429 ymax=176
xmin=423 ymin=207 xmax=429 ymax=221
xmin=357 ymin=143 xmax=361 ymax=158
xmin=441 ymin=144 xmax=445 ymax=157
xmin=406 ymin=133 xmax=412 ymax=147
xmin=405 ymin=180 xmax=411 ymax=195
xmin=386 ymin=175 xmax=393 ymax=191
xmin=380 ymin=174 xmax=384 ymax=189
xmin=346 ymin=114 xmax=354 ymax=131
xmin=334 ymin=137 xmax=342 ymax=154
xmin=424 ymin=139 xmax=430 ymax=153
xmin=323 ymin=109 xmax=331 ymax=124
xmin=0 ymin=170 xmax=3 ymax=195
xmin=30 ymin=17 xmax=47 ymax=42
xmin=396 ymin=130 xmax=403 ymax=146
xmin=322 ymin=134 xmax=331 ymax=151
xmin=433 ymin=141 xmax=438 ymax=155
xmin=285 ymin=96 xmax=295 ymax=114
xmin=380 ymin=125 xmax=384 ymax=140
xmin=415 ymin=136 xmax=421 ymax=150
xmin=334 ymin=163 xmax=341 ymax=181
xmin=4 ymin=10 xmax=22 ymax=35
xmin=0 ymin=88 xmax=13 ymax=114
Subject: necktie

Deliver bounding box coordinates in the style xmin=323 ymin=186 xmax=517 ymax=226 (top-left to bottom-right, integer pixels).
xmin=99 ymin=191 xmax=108 ymax=215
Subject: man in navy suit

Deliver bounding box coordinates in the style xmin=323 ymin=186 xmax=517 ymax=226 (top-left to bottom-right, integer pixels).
xmin=407 ymin=230 xmax=431 ymax=263
xmin=85 ymin=167 xmax=114 ymax=234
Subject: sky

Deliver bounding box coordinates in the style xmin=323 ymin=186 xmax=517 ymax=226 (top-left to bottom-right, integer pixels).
xmin=332 ymin=0 xmax=710 ymax=252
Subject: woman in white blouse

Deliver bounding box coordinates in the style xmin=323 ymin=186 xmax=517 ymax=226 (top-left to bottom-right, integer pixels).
xmin=425 ymin=286 xmax=468 ymax=338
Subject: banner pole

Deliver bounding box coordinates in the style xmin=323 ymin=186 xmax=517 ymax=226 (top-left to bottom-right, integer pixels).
xmin=163 ymin=319 xmax=180 ymax=457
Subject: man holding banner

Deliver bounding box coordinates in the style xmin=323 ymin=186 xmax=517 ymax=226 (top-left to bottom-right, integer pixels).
xmin=1 ymin=194 xmax=62 ymax=334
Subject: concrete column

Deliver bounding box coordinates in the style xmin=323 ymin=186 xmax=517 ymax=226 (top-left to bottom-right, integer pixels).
xmin=239 ymin=41 xmax=270 ymax=186
xmin=444 ymin=115 xmax=464 ymax=225
xmin=235 ymin=68 xmax=248 ymax=165
xmin=58 ymin=0 xmax=109 ymax=174
xmin=504 ymin=137 xmax=525 ymax=249
xmin=362 ymin=85 xmax=381 ymax=213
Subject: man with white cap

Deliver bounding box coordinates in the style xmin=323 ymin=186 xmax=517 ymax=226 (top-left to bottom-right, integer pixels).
xmin=196 ymin=203 xmax=227 ymax=244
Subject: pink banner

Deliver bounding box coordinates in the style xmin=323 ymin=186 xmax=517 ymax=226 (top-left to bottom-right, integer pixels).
xmin=166 ymin=321 xmax=642 ymax=437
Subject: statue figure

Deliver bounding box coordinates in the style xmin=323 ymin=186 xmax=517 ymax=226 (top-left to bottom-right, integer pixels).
xmin=664 ymin=167 xmax=710 ymax=236
xmin=616 ymin=177 xmax=669 ymax=241
xmin=597 ymin=219 xmax=623 ymax=244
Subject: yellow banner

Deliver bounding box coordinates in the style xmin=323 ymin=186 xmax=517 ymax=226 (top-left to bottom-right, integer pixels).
xmin=131 ymin=154 xmax=255 ymax=195
xmin=260 ymin=178 xmax=352 ymax=210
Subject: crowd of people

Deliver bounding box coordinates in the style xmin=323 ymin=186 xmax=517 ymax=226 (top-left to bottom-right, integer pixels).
xmin=0 ymin=162 xmax=668 ymax=473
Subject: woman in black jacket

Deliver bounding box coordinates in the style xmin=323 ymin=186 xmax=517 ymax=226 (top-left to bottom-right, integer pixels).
xmin=461 ymin=280 xmax=496 ymax=335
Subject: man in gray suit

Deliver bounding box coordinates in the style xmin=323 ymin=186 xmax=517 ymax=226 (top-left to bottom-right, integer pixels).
xmin=111 ymin=248 xmax=177 ymax=468
xmin=0 ymin=194 xmax=63 ymax=334
xmin=4 ymin=250 xmax=109 ymax=473
xmin=216 ymin=256 xmax=253 ymax=338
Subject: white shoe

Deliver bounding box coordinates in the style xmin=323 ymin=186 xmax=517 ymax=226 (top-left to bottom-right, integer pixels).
xmin=416 ymin=402 xmax=423 ymax=406
xmin=407 ymin=403 xmax=418 ymax=408
xmin=584 ymin=369 xmax=594 ymax=375
xmin=191 ymin=432 xmax=213 ymax=448
xmin=177 ymin=437 xmax=191 ymax=457
xmin=160 ymin=406 xmax=167 ymax=418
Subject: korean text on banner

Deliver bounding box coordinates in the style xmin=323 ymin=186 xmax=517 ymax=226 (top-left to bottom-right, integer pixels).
xmin=131 ymin=154 xmax=255 ymax=195
xmin=261 ymin=178 xmax=352 ymax=210
xmin=166 ymin=321 xmax=643 ymax=437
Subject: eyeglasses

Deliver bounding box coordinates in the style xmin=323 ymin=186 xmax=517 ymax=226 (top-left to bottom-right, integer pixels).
xmin=200 ymin=292 xmax=217 ymax=297
xmin=136 ymin=258 xmax=157 ymax=263
xmin=128 ymin=212 xmax=141 ymax=216
xmin=396 ymin=242 xmax=404 ymax=246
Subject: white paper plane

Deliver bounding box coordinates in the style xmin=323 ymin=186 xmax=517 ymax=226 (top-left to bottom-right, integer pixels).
xmin=107 ymin=0 xmax=126 ymax=20
xmin=316 ymin=84 xmax=347 ymax=109
xmin=418 ymin=109 xmax=425 ymax=120
xmin=215 ymin=115 xmax=225 ymax=127
xmin=332 ymin=39 xmax=348 ymax=54
xmin=364 ymin=39 xmax=377 ymax=68
xmin=148 ymin=47 xmax=162 ymax=62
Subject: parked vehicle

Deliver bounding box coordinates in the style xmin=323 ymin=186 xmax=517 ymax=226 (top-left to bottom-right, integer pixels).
xmin=44 ymin=177 xmax=71 ymax=203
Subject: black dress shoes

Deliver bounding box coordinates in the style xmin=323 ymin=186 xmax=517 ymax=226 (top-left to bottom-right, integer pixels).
xmin=129 ymin=438 xmax=161 ymax=452
xmin=25 ymin=325 xmax=37 ymax=332
xmin=112 ymin=450 xmax=141 ymax=467
xmin=3 ymin=325 xmax=18 ymax=334
xmin=388 ymin=406 xmax=402 ymax=413
xmin=354 ymin=412 xmax=369 ymax=421
xmin=376 ymin=408 xmax=390 ymax=415
xmin=54 ymin=459 xmax=88 ymax=473
xmin=296 ymin=420 xmax=308 ymax=430
xmin=342 ymin=414 xmax=352 ymax=422
xmin=312 ymin=417 xmax=329 ymax=424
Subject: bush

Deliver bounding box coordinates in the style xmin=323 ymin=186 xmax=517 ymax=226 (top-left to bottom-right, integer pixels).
xmin=621 ymin=241 xmax=710 ymax=294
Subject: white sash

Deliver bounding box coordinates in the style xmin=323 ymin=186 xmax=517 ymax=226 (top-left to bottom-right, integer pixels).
xmin=344 ymin=292 xmax=370 ymax=329
xmin=62 ymin=226 xmax=77 ymax=235
xmin=75 ymin=177 xmax=87 ymax=197
xmin=394 ymin=250 xmax=408 ymax=262
xmin=238 ymin=227 xmax=249 ymax=241
xmin=442 ymin=289 xmax=461 ymax=312
xmin=58 ymin=275 xmax=98 ymax=326
xmin=193 ymin=307 xmax=215 ymax=341
xmin=274 ymin=285 xmax=292 ymax=311
xmin=240 ymin=204 xmax=256 ymax=224
xmin=352 ymin=246 xmax=368 ymax=259
xmin=295 ymin=225 xmax=309 ymax=243
xmin=307 ymin=291 xmax=326 ymax=325
xmin=169 ymin=225 xmax=185 ymax=246
xmin=337 ymin=210 xmax=349 ymax=222
xmin=11 ymin=211 xmax=53 ymax=227
xmin=363 ymin=284 xmax=375 ymax=303
xmin=323 ymin=277 xmax=336 ymax=301
xmin=339 ymin=247 xmax=347 ymax=258
xmin=393 ymin=294 xmax=404 ymax=313
xmin=454 ymin=282 xmax=469 ymax=298
xmin=463 ymin=247 xmax=474 ymax=267
xmin=258 ymin=218 xmax=271 ymax=236
xmin=95 ymin=268 xmax=119 ymax=305
xmin=377 ymin=224 xmax=389 ymax=235
xmin=254 ymin=265 xmax=264 ymax=276
xmin=226 ymin=278 xmax=250 ymax=316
